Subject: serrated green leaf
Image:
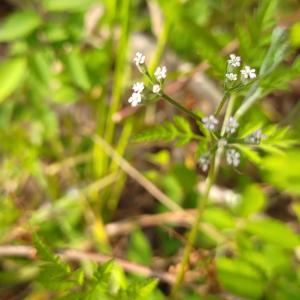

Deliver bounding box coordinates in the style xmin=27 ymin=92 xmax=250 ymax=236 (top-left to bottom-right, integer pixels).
xmin=126 ymin=278 xmax=158 ymax=299
xmin=0 ymin=11 xmax=41 ymax=42
xmin=245 ymin=218 xmax=300 ymax=249
xmin=0 ymin=58 xmax=26 ymax=102
xmin=238 ymin=184 xmax=266 ymax=217
xmin=235 ymin=144 xmax=261 ymax=164
xmin=33 ymin=234 xmax=70 ymax=274
xmin=134 ymin=117 xmax=195 ymax=145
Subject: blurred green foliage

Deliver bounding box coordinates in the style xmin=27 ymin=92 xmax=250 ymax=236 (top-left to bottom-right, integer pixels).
xmin=0 ymin=0 xmax=300 ymax=299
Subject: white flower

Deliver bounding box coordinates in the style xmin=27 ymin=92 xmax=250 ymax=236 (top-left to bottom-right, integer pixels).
xmin=225 ymin=116 xmax=239 ymax=134
xmin=128 ymin=92 xmax=142 ymax=107
xmin=226 ymin=149 xmax=240 ymax=167
xmin=246 ymin=129 xmax=265 ymax=144
xmin=225 ymin=73 xmax=238 ymax=81
xmin=133 ymin=52 xmax=145 ymax=66
xmin=152 ymin=84 xmax=161 ymax=94
xmin=132 ymin=82 xmax=144 ymax=94
xmin=198 ymin=155 xmax=210 ymax=172
xmin=154 ymin=66 xmax=167 ymax=81
xmin=241 ymin=65 xmax=256 ymax=79
xmin=228 ymin=54 xmax=241 ymax=67
xmin=202 ymin=115 xmax=219 ymax=131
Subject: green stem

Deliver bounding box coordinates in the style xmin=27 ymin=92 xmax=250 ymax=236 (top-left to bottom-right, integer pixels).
xmin=162 ymin=93 xmax=203 ymax=123
xmin=215 ymin=91 xmax=229 ymax=116
xmin=170 ymin=147 xmax=223 ymax=299
xmin=104 ymin=0 xmax=130 ymax=145
xmin=170 ymin=93 xmax=235 ymax=299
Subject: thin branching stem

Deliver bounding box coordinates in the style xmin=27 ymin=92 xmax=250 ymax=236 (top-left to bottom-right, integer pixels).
xmin=170 ymin=94 xmax=236 ymax=299
xmin=161 ymin=93 xmax=203 ymax=123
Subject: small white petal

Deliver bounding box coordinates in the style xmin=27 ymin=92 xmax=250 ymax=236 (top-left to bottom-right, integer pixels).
xmin=128 ymin=92 xmax=142 ymax=107
xmin=228 ymin=54 xmax=241 ymax=67
xmin=225 ymin=116 xmax=239 ymax=134
xmin=154 ymin=66 xmax=167 ymax=81
xmin=133 ymin=52 xmax=145 ymax=66
xmin=226 ymin=149 xmax=240 ymax=167
xmin=152 ymin=84 xmax=161 ymax=94
xmin=241 ymin=65 xmax=256 ymax=80
xmin=132 ymin=82 xmax=144 ymax=93
xmin=226 ymin=73 xmax=238 ymax=81
xmin=202 ymin=115 xmax=219 ymax=131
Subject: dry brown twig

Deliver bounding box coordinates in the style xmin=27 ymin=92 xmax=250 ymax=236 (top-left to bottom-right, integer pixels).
xmin=0 ymin=245 xmax=175 ymax=284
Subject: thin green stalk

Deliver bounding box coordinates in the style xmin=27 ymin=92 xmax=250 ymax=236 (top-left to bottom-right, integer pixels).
xmin=170 ymin=147 xmax=222 ymax=299
xmin=234 ymin=88 xmax=262 ymax=120
xmin=215 ymin=91 xmax=229 ymax=116
xmin=161 ymin=93 xmax=203 ymax=123
xmin=145 ymin=19 xmax=171 ymax=123
xmin=104 ymin=0 xmax=131 ymax=145
xmin=170 ymin=93 xmax=236 ymax=299
xmin=148 ymin=20 xmax=171 ymax=74
xmin=221 ymin=94 xmax=236 ymax=137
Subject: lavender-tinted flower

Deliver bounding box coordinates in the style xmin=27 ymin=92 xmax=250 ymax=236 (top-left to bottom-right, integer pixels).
xmin=226 ymin=149 xmax=240 ymax=167
xmin=202 ymin=115 xmax=219 ymax=131
xmin=225 ymin=116 xmax=239 ymax=134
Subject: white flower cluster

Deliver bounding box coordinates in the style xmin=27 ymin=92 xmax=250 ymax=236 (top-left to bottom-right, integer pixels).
xmin=154 ymin=66 xmax=167 ymax=81
xmin=202 ymin=115 xmax=219 ymax=131
xmin=226 ymin=54 xmax=256 ymax=82
xmin=152 ymin=84 xmax=161 ymax=94
xmin=246 ymin=129 xmax=265 ymax=144
xmin=198 ymin=155 xmax=210 ymax=172
xmin=129 ymin=53 xmax=166 ymax=106
xmin=128 ymin=81 xmax=144 ymax=107
xmin=226 ymin=149 xmax=240 ymax=167
xmin=225 ymin=116 xmax=239 ymax=134
xmin=133 ymin=52 xmax=145 ymax=66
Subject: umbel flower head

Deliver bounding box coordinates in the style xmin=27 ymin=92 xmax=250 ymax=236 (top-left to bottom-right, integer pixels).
xmin=198 ymin=155 xmax=210 ymax=172
xmin=202 ymin=115 xmax=219 ymax=131
xmin=154 ymin=66 xmax=167 ymax=81
xmin=132 ymin=82 xmax=144 ymax=94
xmin=133 ymin=52 xmax=145 ymax=66
xmin=225 ymin=116 xmax=239 ymax=134
xmin=246 ymin=129 xmax=265 ymax=144
xmin=226 ymin=73 xmax=238 ymax=81
xmin=128 ymin=92 xmax=142 ymax=107
xmin=152 ymin=84 xmax=161 ymax=94
xmin=226 ymin=149 xmax=240 ymax=167
xmin=228 ymin=54 xmax=241 ymax=67
xmin=241 ymin=66 xmax=256 ymax=79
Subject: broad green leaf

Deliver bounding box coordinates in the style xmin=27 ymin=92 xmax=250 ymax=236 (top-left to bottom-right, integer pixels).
xmin=203 ymin=207 xmax=235 ymax=229
xmin=127 ymin=229 xmax=152 ymax=266
xmin=238 ymin=184 xmax=266 ymax=217
xmin=64 ymin=48 xmax=91 ymax=91
xmin=43 ymin=0 xmax=95 ymax=12
xmin=0 ymin=58 xmax=26 ymax=102
xmin=245 ymin=219 xmax=300 ymax=249
xmin=217 ymin=257 xmax=266 ymax=299
xmin=0 ymin=11 xmax=41 ymax=42
xmin=146 ymin=150 xmax=170 ymax=167
xmin=290 ymin=21 xmax=300 ymax=48
xmin=262 ymin=151 xmax=300 ymax=195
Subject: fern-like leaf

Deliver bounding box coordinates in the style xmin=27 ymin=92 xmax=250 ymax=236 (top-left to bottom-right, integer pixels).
xmin=134 ymin=116 xmax=196 ymax=146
